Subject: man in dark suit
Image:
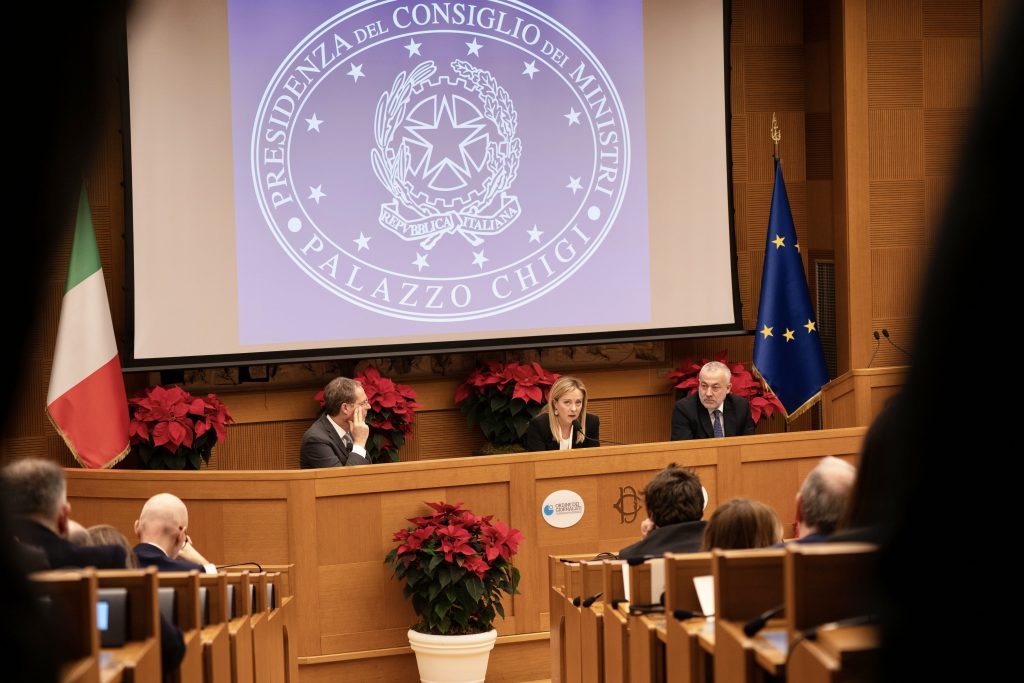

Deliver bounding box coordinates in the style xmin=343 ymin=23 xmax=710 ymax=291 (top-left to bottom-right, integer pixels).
xmin=2 ymin=458 xmax=126 ymax=569
xmin=619 ymin=463 xmax=706 ymax=559
xmin=300 ymin=376 xmax=371 ymax=468
xmin=133 ymin=493 xmax=214 ymax=572
xmin=670 ymin=361 xmax=756 ymax=440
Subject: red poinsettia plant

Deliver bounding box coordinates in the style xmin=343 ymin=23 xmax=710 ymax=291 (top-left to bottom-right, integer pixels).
xmin=454 ymin=361 xmax=559 ymax=449
xmin=666 ymin=351 xmax=785 ymax=423
xmin=385 ymin=501 xmax=522 ymax=635
xmin=128 ymin=385 xmax=234 ymax=469
xmin=314 ymin=366 xmax=420 ymax=463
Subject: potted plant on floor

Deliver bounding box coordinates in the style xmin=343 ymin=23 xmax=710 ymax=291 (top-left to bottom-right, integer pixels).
xmin=385 ymin=501 xmax=522 ymax=682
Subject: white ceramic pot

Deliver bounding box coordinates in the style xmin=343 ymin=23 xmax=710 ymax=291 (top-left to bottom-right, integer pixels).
xmin=407 ymin=628 xmax=498 ymax=683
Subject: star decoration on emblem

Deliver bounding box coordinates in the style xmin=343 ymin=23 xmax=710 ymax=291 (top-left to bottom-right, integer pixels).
xmin=472 ymin=250 xmax=488 ymax=269
xmin=305 ymin=114 xmax=323 ymax=132
xmin=760 ymin=324 xmax=774 ymax=339
xmin=347 ymin=63 xmax=365 ymax=82
xmin=466 ymin=38 xmax=482 ymax=56
xmin=522 ymin=60 xmax=539 ymax=79
xmin=783 ymin=328 xmax=795 ymax=342
xmin=404 ymin=95 xmax=488 ymax=191
xmin=527 ymin=225 xmax=543 ymax=243
xmin=804 ymin=319 xmax=817 ymax=333
xmin=308 ymin=185 xmax=326 ymax=204
xmin=566 ymin=176 xmax=583 ymax=194
xmin=564 ymin=108 xmax=581 ymax=126
xmin=412 ymin=253 xmax=429 ymax=271
xmin=353 ymin=232 xmax=371 ymax=251
xmin=405 ymin=38 xmax=422 ymax=57
xmin=773 ymin=235 xmax=786 ymax=249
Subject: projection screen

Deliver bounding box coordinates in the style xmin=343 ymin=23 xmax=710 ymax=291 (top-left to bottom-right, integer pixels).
xmin=125 ymin=0 xmax=737 ymax=368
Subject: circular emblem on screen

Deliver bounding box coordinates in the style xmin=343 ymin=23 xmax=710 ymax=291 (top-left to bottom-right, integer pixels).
xmin=251 ymin=1 xmax=630 ymax=321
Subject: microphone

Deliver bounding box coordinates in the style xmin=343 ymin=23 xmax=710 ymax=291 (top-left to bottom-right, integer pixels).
xmin=625 ymin=554 xmax=661 ymax=566
xmin=881 ymin=329 xmax=911 ymax=358
xmin=672 ymin=609 xmax=707 ymax=620
xmin=572 ymin=596 xmax=582 ymax=607
xmin=573 ymin=419 xmax=628 ymax=446
xmin=742 ymin=604 xmax=785 ymax=637
xmin=800 ymin=613 xmax=877 ymax=641
xmin=216 ymin=561 xmax=264 ymax=572
xmin=867 ymin=331 xmax=880 ymax=368
xmin=581 ymin=592 xmax=604 ymax=608
xmin=628 ymin=603 xmax=664 ymax=616
xmin=611 ymin=598 xmax=626 ymax=610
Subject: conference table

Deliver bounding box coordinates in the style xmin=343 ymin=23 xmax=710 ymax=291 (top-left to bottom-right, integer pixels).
xmin=67 ymin=427 xmax=865 ymax=682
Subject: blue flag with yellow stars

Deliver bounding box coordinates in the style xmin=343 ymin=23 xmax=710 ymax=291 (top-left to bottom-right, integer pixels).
xmin=752 ymin=159 xmax=828 ymax=420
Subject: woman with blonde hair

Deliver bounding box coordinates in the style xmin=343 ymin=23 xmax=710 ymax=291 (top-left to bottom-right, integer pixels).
xmin=703 ymin=498 xmax=783 ymax=550
xmin=524 ymin=376 xmax=600 ymax=451
xmin=87 ymin=524 xmax=139 ymax=568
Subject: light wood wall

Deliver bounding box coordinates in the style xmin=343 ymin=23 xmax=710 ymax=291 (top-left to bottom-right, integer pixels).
xmin=0 ymin=0 xmax=993 ymax=468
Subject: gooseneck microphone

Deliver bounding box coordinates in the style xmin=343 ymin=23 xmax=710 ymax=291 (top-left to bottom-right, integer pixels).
xmin=867 ymin=331 xmax=881 ymax=368
xmin=573 ymin=419 xmax=628 ymax=446
xmin=742 ymin=604 xmax=785 ymax=637
xmin=581 ymin=592 xmax=604 ymax=608
xmin=881 ymin=329 xmax=911 ymax=358
xmin=672 ymin=609 xmax=707 ymax=620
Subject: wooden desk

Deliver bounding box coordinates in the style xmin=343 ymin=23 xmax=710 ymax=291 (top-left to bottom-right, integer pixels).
xmin=66 ymin=429 xmax=865 ymax=681
xmin=788 ymin=625 xmax=879 ymax=683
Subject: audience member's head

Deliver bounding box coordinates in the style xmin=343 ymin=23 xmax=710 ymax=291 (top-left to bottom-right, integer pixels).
xmin=643 ymin=463 xmax=704 ymax=528
xmin=66 ymin=519 xmax=89 ymax=545
xmin=1 ymin=458 xmax=71 ymax=535
xmin=703 ymin=498 xmax=782 ymax=550
xmin=796 ymin=456 xmax=857 ymax=538
xmin=134 ymin=493 xmax=191 ymax=559
xmin=87 ymin=524 xmax=139 ymax=568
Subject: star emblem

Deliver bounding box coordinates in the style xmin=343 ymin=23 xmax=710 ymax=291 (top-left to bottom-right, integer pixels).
xmin=353 ymin=232 xmax=371 ymax=251
xmin=404 ymin=95 xmax=488 ymax=190
xmin=527 ymin=225 xmax=543 ymax=243
xmin=783 ymin=328 xmax=795 ymax=342
xmin=759 ymin=324 xmax=774 ymax=339
xmin=522 ymin=60 xmax=539 ymax=79
xmin=564 ymin=108 xmax=581 ymax=125
xmin=412 ymin=253 xmax=429 ymax=271
xmin=773 ymin=235 xmax=785 ymax=249
xmin=405 ymin=38 xmax=422 ymax=57
xmin=308 ymin=185 xmax=326 ymax=204
xmin=804 ymin=319 xmax=816 ymax=333
xmin=472 ymin=250 xmax=488 ymax=269
xmin=566 ymin=176 xmax=582 ymax=194
xmin=305 ymin=114 xmax=323 ymax=132
xmin=466 ymin=38 xmax=482 ymax=56
xmin=347 ymin=63 xmax=365 ymax=82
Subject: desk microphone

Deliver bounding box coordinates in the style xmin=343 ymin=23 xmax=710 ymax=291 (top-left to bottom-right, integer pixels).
xmin=672 ymin=609 xmax=707 ymax=620
xmin=881 ymin=329 xmax=911 ymax=358
xmin=628 ymin=603 xmax=664 ymax=616
xmin=574 ymin=420 xmax=628 ymax=447
xmin=581 ymin=592 xmax=604 ymax=608
xmin=742 ymin=604 xmax=785 ymax=637
xmin=867 ymin=331 xmax=881 ymax=368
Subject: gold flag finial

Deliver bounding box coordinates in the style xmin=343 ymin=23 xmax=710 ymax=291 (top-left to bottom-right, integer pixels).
xmin=770 ymin=113 xmax=781 ymax=160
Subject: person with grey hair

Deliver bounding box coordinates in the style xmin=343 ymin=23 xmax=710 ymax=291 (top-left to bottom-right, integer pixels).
xmin=794 ymin=456 xmax=856 ymax=543
xmin=670 ymin=361 xmax=756 ymax=440
xmin=1 ymin=457 xmax=126 ymax=569
xmin=300 ymin=376 xmax=371 ymax=468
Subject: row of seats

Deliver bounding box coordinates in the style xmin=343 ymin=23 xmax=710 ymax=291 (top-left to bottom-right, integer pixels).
xmin=31 ymin=564 xmax=297 ymax=683
xmin=550 ymin=543 xmax=879 ymax=683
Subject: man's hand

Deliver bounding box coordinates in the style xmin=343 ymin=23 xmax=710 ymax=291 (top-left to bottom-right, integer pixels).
xmin=351 ymin=404 xmax=370 ymax=447
xmin=640 ymin=518 xmax=655 ymax=538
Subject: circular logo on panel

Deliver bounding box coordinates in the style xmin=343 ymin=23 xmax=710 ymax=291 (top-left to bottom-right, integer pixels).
xmin=541 ymin=489 xmax=585 ymax=529
xmin=251 ymin=1 xmax=630 ymax=321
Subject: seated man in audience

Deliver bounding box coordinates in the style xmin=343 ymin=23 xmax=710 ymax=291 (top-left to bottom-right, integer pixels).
xmin=791 ymin=456 xmax=857 ymax=543
xmin=619 ymin=463 xmax=706 ymax=559
xmin=133 ymin=493 xmax=216 ymax=572
xmin=301 ymin=376 xmax=371 ymax=468
xmin=2 ymin=458 xmax=126 ymax=569
xmin=670 ymin=361 xmax=756 ymax=440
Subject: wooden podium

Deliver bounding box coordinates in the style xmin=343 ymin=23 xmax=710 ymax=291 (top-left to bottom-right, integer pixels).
xmin=821 ymin=366 xmax=906 ymax=428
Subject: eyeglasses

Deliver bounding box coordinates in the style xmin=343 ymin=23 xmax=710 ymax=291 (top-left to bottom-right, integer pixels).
xmin=348 ymin=400 xmax=371 ymax=408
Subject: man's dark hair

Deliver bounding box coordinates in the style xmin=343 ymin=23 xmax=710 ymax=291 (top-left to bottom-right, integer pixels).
xmin=643 ymin=463 xmax=703 ymax=527
xmin=322 ymin=377 xmax=362 ymax=416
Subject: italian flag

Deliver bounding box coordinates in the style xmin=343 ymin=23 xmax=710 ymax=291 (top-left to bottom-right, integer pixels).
xmin=46 ymin=187 xmax=130 ymax=469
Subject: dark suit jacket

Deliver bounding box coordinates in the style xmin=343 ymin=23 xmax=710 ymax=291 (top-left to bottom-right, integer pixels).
xmin=524 ymin=412 xmax=601 ymax=451
xmin=618 ymin=520 xmax=707 ymax=559
xmin=133 ymin=543 xmax=205 ymax=572
xmin=670 ymin=393 xmax=755 ymax=441
xmin=11 ymin=518 xmax=126 ymax=569
xmin=300 ymin=413 xmax=370 ymax=468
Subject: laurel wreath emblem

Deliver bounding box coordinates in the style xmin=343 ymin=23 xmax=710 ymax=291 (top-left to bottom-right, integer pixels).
xmin=371 ymin=60 xmax=522 ymax=248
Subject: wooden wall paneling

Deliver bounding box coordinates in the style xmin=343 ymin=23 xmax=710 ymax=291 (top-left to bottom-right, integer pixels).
xmin=923 ymin=0 xmax=980 ymax=36
xmin=867 ymin=0 xmax=923 ymax=40
xmin=870 ymin=247 xmax=925 ymax=320
xmin=923 ymin=109 xmax=972 ymax=175
xmin=285 ymin=478 xmax=321 ymax=657
xmin=510 ymin=461 xmax=541 ymax=634
xmin=869 ymin=181 xmax=925 ymax=246
xmin=923 ymin=37 xmax=981 ymax=108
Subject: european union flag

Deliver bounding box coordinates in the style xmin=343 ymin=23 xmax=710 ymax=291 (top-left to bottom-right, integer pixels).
xmin=752 ymin=160 xmax=828 ymax=419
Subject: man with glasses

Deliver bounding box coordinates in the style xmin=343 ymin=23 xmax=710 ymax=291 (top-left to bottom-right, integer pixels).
xmin=300 ymin=377 xmax=372 ymax=468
